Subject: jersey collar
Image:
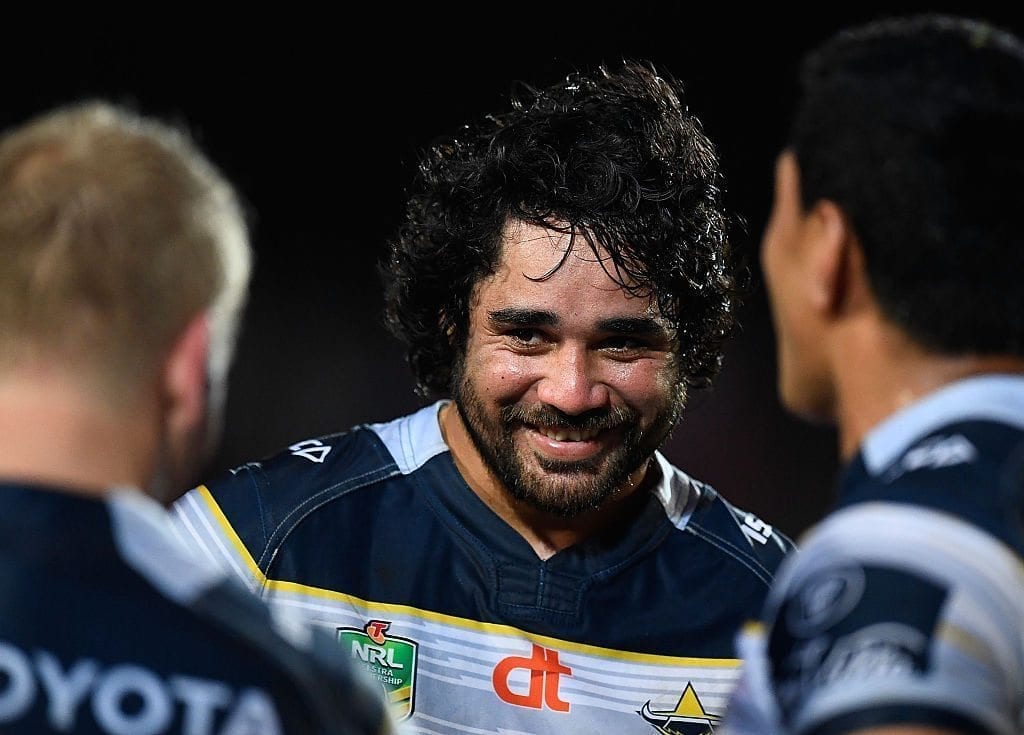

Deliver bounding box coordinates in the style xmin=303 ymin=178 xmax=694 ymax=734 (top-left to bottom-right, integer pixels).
xmin=861 ymin=373 xmax=1024 ymax=476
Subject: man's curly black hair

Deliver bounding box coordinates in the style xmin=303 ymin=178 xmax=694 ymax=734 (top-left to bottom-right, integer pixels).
xmin=381 ymin=59 xmax=740 ymax=399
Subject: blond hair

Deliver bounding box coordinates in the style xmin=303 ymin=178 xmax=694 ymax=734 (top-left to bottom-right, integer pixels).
xmin=0 ymin=100 xmax=251 ymax=403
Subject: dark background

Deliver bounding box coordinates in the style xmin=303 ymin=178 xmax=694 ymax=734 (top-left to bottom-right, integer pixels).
xmin=11 ymin=4 xmax=1023 ymax=539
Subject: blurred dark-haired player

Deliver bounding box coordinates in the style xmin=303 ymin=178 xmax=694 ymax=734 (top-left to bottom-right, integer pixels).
xmin=722 ymin=14 xmax=1024 ymax=735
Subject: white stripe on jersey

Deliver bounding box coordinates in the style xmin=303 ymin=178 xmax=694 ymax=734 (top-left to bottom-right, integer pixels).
xmin=171 ymin=489 xmax=263 ymax=592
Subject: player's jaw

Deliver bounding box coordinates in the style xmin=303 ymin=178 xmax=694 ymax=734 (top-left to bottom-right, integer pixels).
xmin=454 ymin=379 xmax=677 ymax=518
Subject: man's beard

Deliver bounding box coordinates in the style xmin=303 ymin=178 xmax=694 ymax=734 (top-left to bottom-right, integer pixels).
xmin=451 ymin=368 xmax=684 ymax=519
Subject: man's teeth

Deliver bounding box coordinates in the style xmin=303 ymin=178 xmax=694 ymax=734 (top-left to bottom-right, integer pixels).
xmin=537 ymin=427 xmax=600 ymax=442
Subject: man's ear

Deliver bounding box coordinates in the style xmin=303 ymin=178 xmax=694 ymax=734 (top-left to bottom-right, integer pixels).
xmin=162 ymin=312 xmax=210 ymax=437
xmin=805 ymin=199 xmax=856 ymax=316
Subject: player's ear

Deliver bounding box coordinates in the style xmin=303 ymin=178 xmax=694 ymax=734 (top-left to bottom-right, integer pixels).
xmin=162 ymin=312 xmax=211 ymax=438
xmin=805 ymin=198 xmax=856 ymax=317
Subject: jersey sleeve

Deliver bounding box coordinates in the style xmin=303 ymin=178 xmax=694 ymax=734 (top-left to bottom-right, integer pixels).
xmin=171 ymin=428 xmax=398 ymax=594
xmin=753 ymin=503 xmax=1024 ymax=735
xmin=171 ymin=462 xmax=274 ymax=593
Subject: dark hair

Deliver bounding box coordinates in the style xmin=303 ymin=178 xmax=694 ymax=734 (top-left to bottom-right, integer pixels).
xmin=790 ymin=14 xmax=1024 ymax=355
xmin=381 ymin=59 xmax=739 ymax=399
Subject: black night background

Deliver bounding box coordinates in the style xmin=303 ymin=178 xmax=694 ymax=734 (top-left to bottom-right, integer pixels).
xmin=11 ymin=3 xmax=1022 ymax=538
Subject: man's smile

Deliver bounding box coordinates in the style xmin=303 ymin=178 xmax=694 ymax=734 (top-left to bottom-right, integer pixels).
xmin=520 ymin=423 xmax=620 ymax=463
xmin=533 ymin=426 xmax=601 ymax=442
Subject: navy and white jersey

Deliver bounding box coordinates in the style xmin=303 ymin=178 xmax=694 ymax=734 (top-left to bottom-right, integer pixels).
xmin=722 ymin=375 xmax=1024 ymax=735
xmin=0 ymin=482 xmax=394 ymax=735
xmin=173 ymin=400 xmax=793 ymax=734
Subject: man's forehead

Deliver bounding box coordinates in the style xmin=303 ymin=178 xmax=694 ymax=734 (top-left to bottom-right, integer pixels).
xmin=469 ymin=220 xmax=674 ymax=325
xmin=497 ymin=220 xmax=643 ymax=286
xmin=469 ymin=235 xmax=661 ymax=329
xmin=499 ymin=220 xmax=576 ymax=271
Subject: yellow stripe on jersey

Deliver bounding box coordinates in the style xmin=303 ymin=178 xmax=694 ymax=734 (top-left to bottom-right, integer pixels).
xmin=196 ymin=485 xmax=740 ymax=669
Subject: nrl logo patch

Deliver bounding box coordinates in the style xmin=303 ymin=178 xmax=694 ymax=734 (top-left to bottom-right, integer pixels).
xmin=638 ymin=682 xmax=720 ymax=734
xmin=337 ymin=620 xmax=418 ymax=721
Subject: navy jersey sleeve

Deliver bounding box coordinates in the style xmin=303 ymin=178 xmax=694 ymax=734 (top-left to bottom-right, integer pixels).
xmin=171 ymin=429 xmax=400 ymax=592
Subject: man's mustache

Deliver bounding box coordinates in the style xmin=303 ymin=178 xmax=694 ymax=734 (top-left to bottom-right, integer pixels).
xmin=500 ymin=404 xmax=638 ymax=432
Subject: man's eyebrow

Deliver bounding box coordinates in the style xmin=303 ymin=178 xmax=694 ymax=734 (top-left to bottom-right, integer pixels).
xmin=487 ymin=308 xmax=558 ymax=327
xmin=597 ymin=316 xmax=671 ymax=336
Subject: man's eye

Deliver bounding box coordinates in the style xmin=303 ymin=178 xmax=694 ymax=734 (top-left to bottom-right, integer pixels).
xmin=603 ymin=337 xmax=645 ymax=352
xmin=507 ymin=329 xmax=543 ymax=346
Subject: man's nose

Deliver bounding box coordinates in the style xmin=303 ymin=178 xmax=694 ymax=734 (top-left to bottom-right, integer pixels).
xmin=534 ymin=345 xmax=609 ymax=415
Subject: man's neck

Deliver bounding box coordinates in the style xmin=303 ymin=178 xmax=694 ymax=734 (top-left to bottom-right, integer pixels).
xmin=832 ymin=324 xmax=1024 ymax=461
xmin=0 ymin=371 xmax=157 ymax=497
xmin=438 ymin=402 xmax=653 ymax=560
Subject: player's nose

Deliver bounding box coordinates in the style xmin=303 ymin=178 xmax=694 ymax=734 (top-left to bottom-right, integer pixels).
xmin=535 ymin=344 xmax=609 ymax=415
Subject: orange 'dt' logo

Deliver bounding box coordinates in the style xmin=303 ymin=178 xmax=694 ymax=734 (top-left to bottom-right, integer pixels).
xmin=492 ymin=644 xmax=572 ymax=712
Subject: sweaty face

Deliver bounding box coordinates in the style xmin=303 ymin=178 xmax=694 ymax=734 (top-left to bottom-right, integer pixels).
xmin=452 ymin=222 xmax=685 ymax=518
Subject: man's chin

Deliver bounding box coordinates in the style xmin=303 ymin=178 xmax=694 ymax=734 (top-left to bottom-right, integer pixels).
xmin=506 ymin=463 xmax=625 ymax=517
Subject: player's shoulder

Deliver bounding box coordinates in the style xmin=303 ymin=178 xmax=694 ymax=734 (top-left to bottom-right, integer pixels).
xmin=837 ymin=412 xmax=1024 ymax=558
xmin=655 ymin=454 xmax=796 ymax=584
xmin=171 ymin=402 xmax=449 ymax=581
xmin=207 ymin=399 xmax=448 ymax=499
xmin=758 ymin=501 xmax=1024 ymax=735
xmin=765 ymin=499 xmax=1024 ymax=685
xmin=219 ymin=424 xmax=396 ymax=498
xmin=237 ymin=399 xmax=441 ymax=491
xmin=175 ymin=424 xmax=391 ymax=552
xmin=702 ymin=484 xmax=796 ymax=581
xmin=851 ymin=407 xmax=1024 ymax=555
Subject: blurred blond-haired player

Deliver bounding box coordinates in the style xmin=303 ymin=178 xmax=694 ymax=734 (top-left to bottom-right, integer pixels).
xmin=0 ymin=101 xmax=394 ymax=735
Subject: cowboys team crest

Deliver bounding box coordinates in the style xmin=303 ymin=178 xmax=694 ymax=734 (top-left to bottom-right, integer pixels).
xmin=337 ymin=620 xmax=418 ymax=721
xmin=639 ymin=682 xmax=720 ymax=734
